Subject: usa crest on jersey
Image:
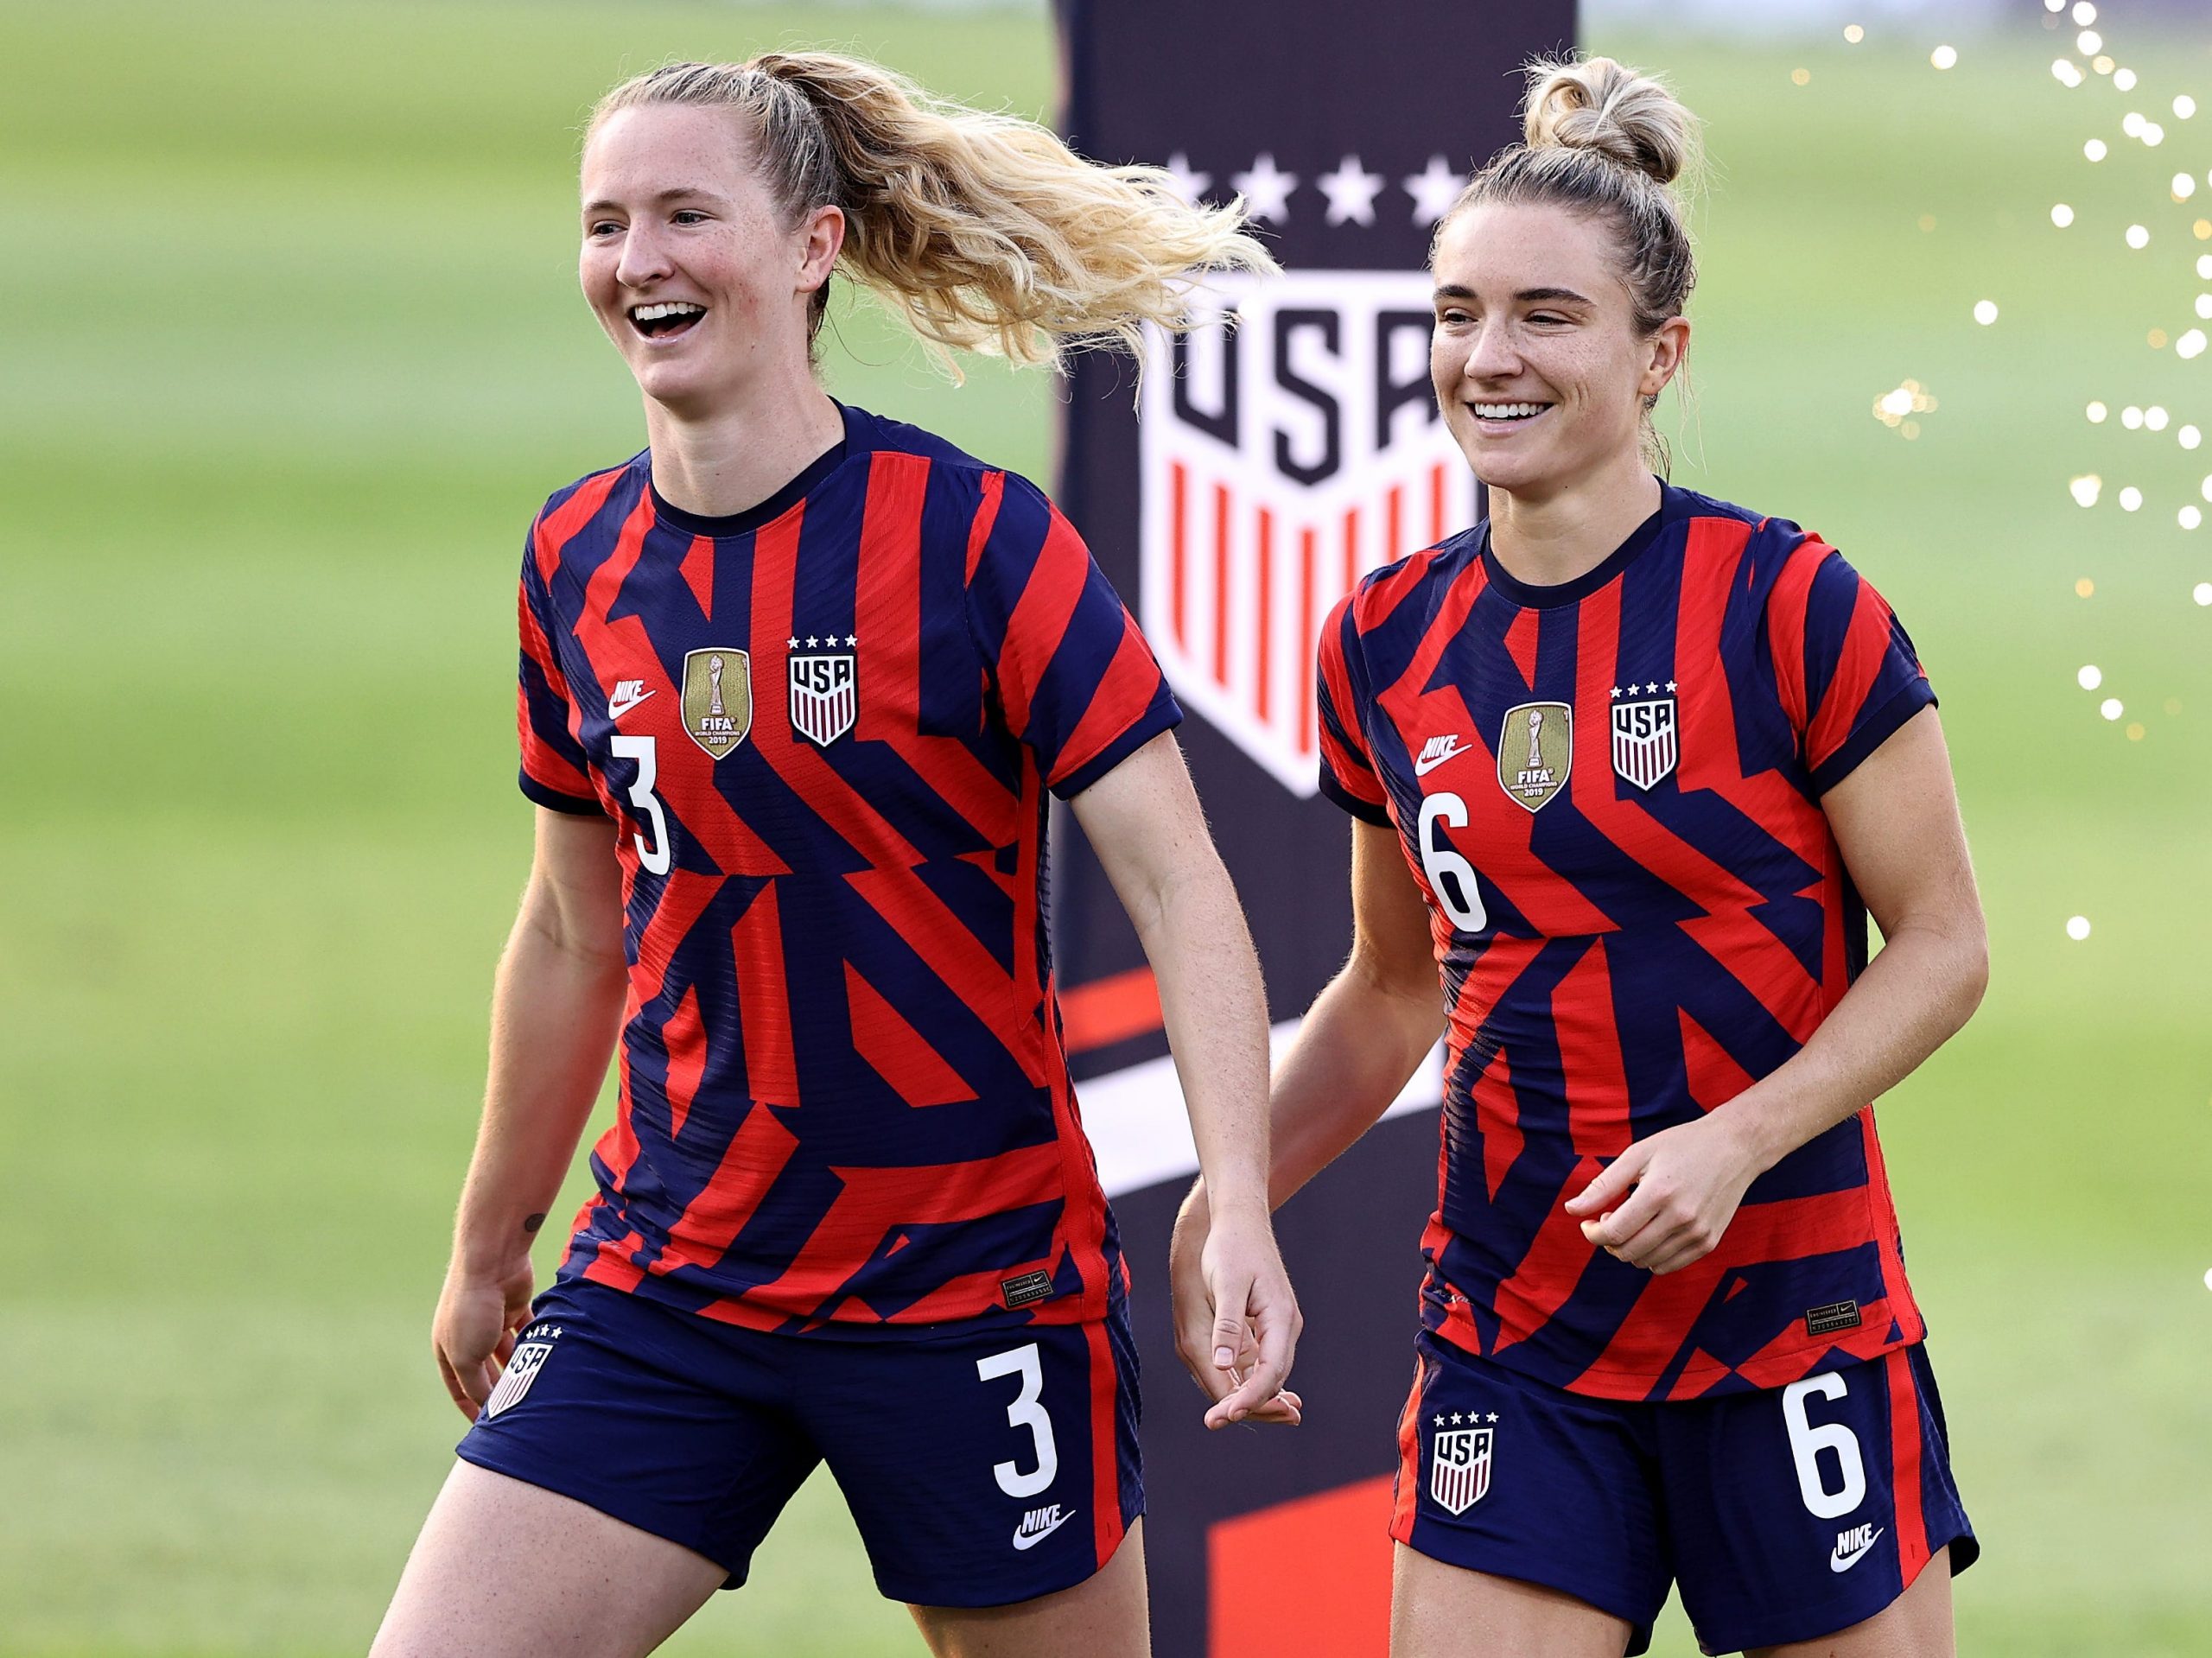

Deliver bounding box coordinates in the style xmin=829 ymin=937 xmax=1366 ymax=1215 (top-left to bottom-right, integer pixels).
xmin=1611 ymin=692 xmax=1678 ymax=790
xmin=1140 ymin=273 xmax=1478 ymax=796
xmin=788 ymin=648 xmax=857 ymax=746
xmin=1429 ymin=1424 xmax=1493 ymax=1515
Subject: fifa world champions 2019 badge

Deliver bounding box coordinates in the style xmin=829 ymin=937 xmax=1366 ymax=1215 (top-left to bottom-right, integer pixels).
xmin=1611 ymin=680 xmax=1679 ymax=791
xmin=788 ymin=634 xmax=858 ymax=746
xmin=1429 ymin=1421 xmax=1494 ymax=1515
xmin=1497 ymin=702 xmax=1572 ymax=811
xmin=681 ymin=648 xmax=753 ymax=759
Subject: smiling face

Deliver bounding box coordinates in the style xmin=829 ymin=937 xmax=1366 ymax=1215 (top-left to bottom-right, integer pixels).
xmin=1429 ymin=200 xmax=1688 ymax=504
xmin=578 ymin=102 xmax=842 ymax=417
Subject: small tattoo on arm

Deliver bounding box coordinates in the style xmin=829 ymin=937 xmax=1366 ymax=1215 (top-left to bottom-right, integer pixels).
xmin=524 ymin=1213 xmax=546 ymax=1235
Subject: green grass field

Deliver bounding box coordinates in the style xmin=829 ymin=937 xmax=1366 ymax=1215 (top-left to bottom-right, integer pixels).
xmin=3 ymin=3 xmax=2209 ymax=1652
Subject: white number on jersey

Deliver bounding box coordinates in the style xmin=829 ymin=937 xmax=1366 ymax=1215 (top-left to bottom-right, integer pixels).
xmin=1416 ymin=791 xmax=1488 ymax=931
xmin=608 ymin=734 xmax=673 ymax=875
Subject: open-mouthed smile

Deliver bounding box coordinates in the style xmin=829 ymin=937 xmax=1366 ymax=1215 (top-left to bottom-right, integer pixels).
xmin=627 ymin=301 xmax=706 ymax=342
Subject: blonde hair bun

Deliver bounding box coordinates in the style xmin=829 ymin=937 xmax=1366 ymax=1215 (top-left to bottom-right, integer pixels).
xmin=1522 ymin=55 xmax=1696 ymax=190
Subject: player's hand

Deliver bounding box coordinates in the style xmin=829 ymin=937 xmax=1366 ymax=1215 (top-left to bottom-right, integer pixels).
xmin=1170 ymin=1183 xmax=1305 ymax=1429
xmin=432 ymin=1255 xmax=536 ymax=1420
xmin=1563 ymin=1114 xmax=1762 ymax=1276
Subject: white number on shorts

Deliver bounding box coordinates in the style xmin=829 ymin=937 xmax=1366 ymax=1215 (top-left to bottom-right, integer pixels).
xmin=976 ymin=1342 xmax=1058 ymax=1499
xmin=1782 ymin=1372 xmax=1869 ymax=1520
xmin=608 ymin=734 xmax=672 ymax=875
xmin=1417 ymin=792 xmax=1488 ymax=931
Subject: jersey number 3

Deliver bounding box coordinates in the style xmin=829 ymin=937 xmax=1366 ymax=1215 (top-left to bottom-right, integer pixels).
xmin=608 ymin=734 xmax=673 ymax=875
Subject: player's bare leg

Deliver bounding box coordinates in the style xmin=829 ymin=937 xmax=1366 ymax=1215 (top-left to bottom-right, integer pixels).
xmin=1747 ymin=1545 xmax=1955 ymax=1658
xmin=367 ymin=1462 xmax=726 ymax=1658
xmin=907 ymin=1516 xmax=1151 ymax=1658
xmin=1391 ymin=1545 xmax=1632 ymax=1658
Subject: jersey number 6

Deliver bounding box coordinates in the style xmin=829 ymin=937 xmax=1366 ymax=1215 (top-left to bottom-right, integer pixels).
xmin=1417 ymin=792 xmax=1488 ymax=931
xmin=977 ymin=1343 xmax=1059 ymax=1499
xmin=607 ymin=734 xmax=673 ymax=876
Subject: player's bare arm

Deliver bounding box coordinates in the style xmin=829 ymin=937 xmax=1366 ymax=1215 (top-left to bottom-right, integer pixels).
xmin=433 ymin=809 xmax=626 ymax=1418
xmin=1070 ymin=730 xmax=1303 ymax=1429
xmin=1567 ymin=707 xmax=1988 ymax=1274
xmin=1166 ymin=816 xmax=1440 ymax=1414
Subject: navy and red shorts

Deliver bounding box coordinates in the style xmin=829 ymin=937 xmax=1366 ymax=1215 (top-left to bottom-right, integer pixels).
xmin=1393 ymin=1326 xmax=1975 ymax=1655
xmin=455 ymin=1276 xmax=1143 ymax=1608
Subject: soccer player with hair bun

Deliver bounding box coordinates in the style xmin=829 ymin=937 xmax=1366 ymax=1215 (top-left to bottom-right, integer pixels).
xmin=1172 ymin=54 xmax=1985 ymax=1658
xmin=371 ymin=53 xmax=1300 ymax=1658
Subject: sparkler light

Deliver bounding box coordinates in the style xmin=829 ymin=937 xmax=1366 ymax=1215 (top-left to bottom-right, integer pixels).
xmin=2070 ymin=474 xmax=2103 ymax=506
xmin=1930 ymin=44 xmax=1958 ymax=71
xmin=2078 ymin=664 xmax=2104 ymax=689
xmin=1974 ymin=300 xmax=1999 ymax=325
xmin=2053 ymin=202 xmax=2076 ymax=226
xmin=2067 ymin=916 xmax=2093 ymax=941
xmin=2101 ymin=698 xmax=2125 ymax=720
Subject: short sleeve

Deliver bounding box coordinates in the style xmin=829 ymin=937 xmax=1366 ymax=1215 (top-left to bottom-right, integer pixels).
xmin=963 ymin=472 xmax=1182 ymax=798
xmin=1316 ymin=591 xmax=1392 ymax=824
xmin=1766 ymin=540 xmax=1936 ymax=794
xmin=516 ymin=537 xmax=604 ymax=816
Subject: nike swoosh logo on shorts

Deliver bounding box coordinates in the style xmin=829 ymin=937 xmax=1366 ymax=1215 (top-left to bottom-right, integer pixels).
xmin=1011 ymin=1510 xmax=1076 ymax=1551
xmin=1829 ymin=1527 xmax=1885 ymax=1572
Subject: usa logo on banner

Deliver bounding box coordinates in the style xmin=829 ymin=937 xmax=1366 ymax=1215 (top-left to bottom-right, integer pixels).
xmin=1139 ymin=275 xmax=1478 ymax=796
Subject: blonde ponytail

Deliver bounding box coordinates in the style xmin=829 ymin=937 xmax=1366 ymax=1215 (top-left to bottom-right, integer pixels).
xmin=592 ymin=55 xmax=1276 ymax=372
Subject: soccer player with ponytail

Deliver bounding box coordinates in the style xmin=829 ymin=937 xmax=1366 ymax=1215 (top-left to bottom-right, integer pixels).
xmin=1173 ymin=54 xmax=1985 ymax=1658
xmin=372 ymin=54 xmax=1298 ymax=1658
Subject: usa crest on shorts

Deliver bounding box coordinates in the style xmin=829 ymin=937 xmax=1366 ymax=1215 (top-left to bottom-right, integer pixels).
xmin=1138 ymin=273 xmax=1479 ymax=796
xmin=788 ymin=644 xmax=858 ymax=746
xmin=483 ymin=1340 xmax=554 ymax=1420
xmin=1430 ymin=1423 xmax=1493 ymax=1515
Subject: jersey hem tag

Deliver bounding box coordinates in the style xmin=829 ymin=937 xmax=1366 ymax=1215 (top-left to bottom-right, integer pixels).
xmin=1000 ymin=1269 xmax=1055 ymax=1310
xmin=1803 ymin=1299 xmax=1862 ymax=1337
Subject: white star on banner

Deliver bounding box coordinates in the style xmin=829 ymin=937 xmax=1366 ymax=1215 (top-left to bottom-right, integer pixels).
xmin=1317 ymin=155 xmax=1386 ymax=226
xmin=1230 ymin=152 xmax=1297 ymax=223
xmin=844 ymin=634 xmax=858 ymax=647
xmin=1161 ymin=151 xmax=1211 ymax=205
xmin=1403 ymin=155 xmax=1464 ymax=226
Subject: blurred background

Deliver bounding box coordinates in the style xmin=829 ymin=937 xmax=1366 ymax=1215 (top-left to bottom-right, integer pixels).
xmin=2 ymin=0 xmax=2208 ymax=1652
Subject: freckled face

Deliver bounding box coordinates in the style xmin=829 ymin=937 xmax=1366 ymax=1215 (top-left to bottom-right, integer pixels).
xmin=578 ymin=104 xmax=829 ymax=415
xmin=1429 ymin=201 xmax=1683 ymax=500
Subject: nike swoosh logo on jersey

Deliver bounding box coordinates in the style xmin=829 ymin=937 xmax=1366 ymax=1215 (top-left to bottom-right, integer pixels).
xmin=607 ymin=683 xmax=656 ymax=720
xmin=1829 ymin=1526 xmax=1884 ymax=1572
xmin=1413 ymin=735 xmax=1468 ymax=777
xmin=1011 ymin=1507 xmax=1077 ymax=1551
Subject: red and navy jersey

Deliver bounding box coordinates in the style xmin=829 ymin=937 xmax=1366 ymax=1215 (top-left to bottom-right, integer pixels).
xmin=515 ymin=402 xmax=1180 ymax=1337
xmin=1317 ymin=484 xmax=1936 ymax=1401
